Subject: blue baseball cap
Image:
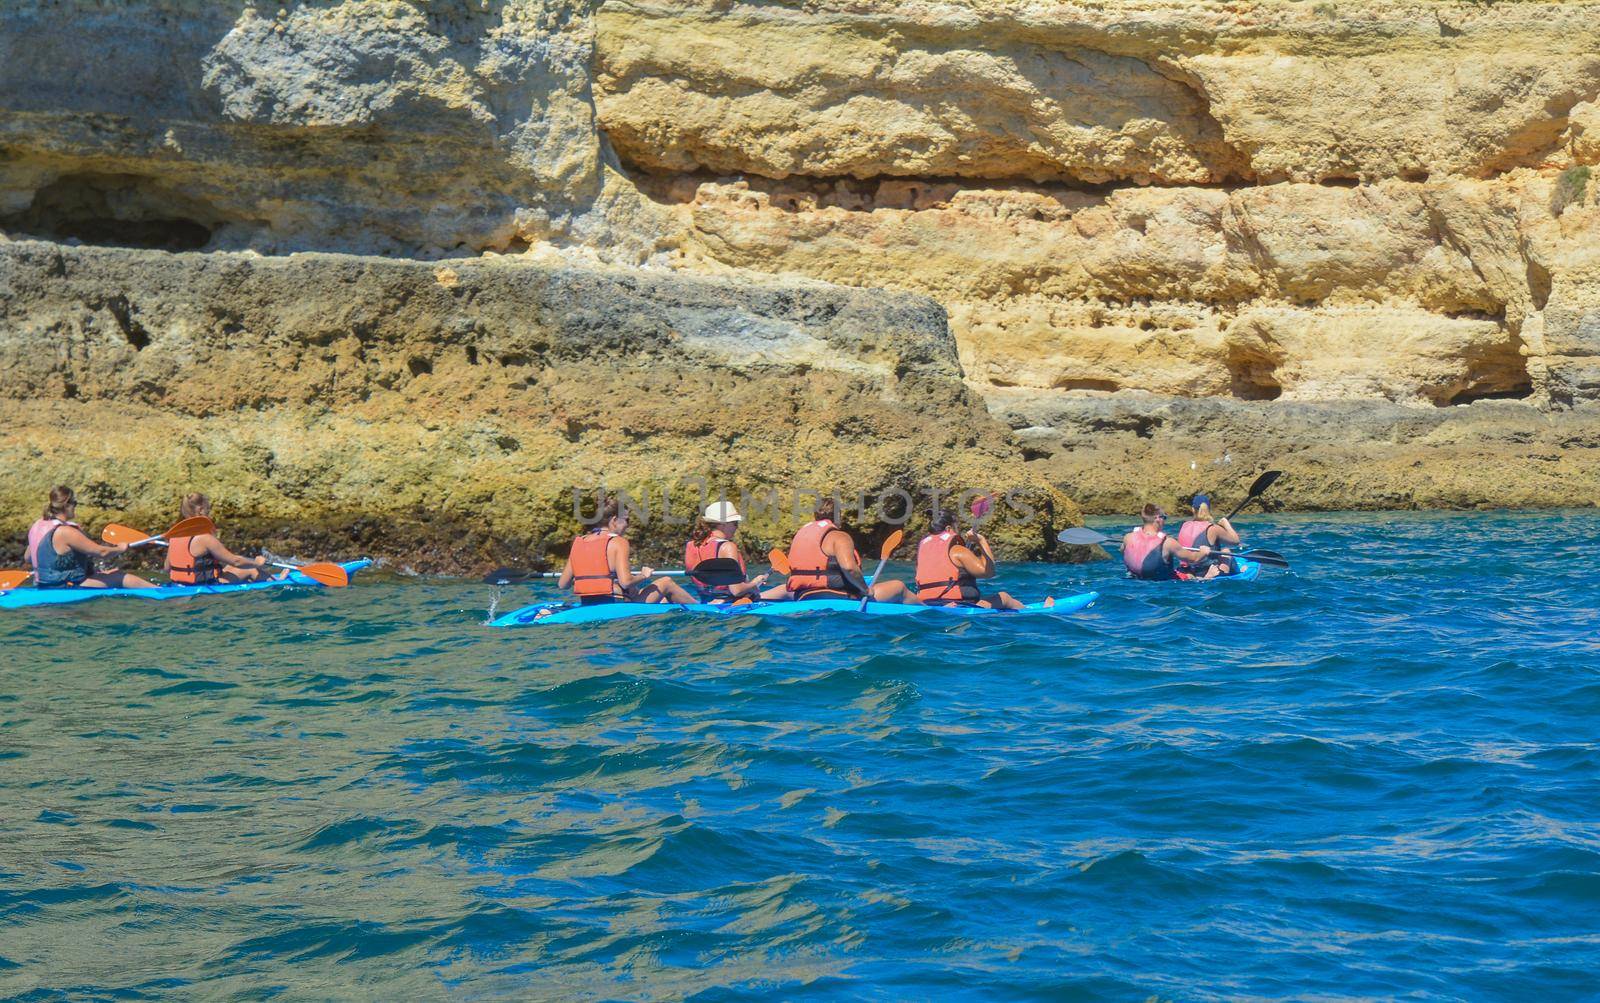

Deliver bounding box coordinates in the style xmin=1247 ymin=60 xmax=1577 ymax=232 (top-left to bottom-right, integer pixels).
xmin=1191 ymin=494 xmax=1210 ymax=509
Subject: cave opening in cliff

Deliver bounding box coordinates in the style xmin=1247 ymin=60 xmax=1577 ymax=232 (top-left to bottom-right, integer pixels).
xmin=1226 ymin=348 xmax=1283 ymax=401
xmin=0 ymin=172 xmax=215 ymax=251
xmin=1445 ymin=358 xmax=1534 ymax=406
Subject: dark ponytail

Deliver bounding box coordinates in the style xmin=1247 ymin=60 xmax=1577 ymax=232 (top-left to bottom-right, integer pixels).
xmin=594 ymin=496 xmax=622 ymax=528
xmin=44 ymin=485 xmax=75 ymax=520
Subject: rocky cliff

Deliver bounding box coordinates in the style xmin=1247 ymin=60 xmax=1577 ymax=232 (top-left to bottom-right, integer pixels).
xmin=2 ymin=0 xmax=1599 ymax=567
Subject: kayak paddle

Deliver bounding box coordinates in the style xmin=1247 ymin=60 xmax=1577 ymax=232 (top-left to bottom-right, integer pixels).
xmin=859 ymin=530 xmax=905 ymax=611
xmin=1223 ymin=470 xmax=1282 ymax=522
xmin=116 ymin=532 xmax=350 ymax=587
xmin=267 ymin=562 xmax=350 ymax=587
xmin=767 ymin=549 xmax=792 ymax=576
xmin=0 ymin=570 xmax=32 ymax=590
xmin=1234 ymin=548 xmax=1290 ymax=569
xmin=102 ymin=517 xmax=216 ymax=548
xmin=682 ymin=557 xmax=749 ymax=587
xmin=1056 ymin=527 xmax=1119 ymax=547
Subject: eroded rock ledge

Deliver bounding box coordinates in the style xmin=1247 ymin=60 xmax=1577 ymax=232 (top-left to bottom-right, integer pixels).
xmin=0 ymin=240 xmax=1077 ymax=570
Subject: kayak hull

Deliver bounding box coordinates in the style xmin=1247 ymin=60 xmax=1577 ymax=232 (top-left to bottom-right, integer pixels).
xmin=489 ymin=592 xmax=1099 ymax=627
xmin=1132 ymin=557 xmax=1261 ymax=583
xmin=1211 ymin=557 xmax=1261 ymax=582
xmin=0 ymin=560 xmax=372 ymax=610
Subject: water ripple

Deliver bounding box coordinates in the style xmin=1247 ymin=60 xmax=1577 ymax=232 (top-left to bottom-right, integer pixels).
xmin=2 ymin=512 xmax=1599 ymax=997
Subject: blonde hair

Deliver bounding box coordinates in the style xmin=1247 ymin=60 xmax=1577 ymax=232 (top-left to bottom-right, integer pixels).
xmin=181 ymin=492 xmax=212 ymax=519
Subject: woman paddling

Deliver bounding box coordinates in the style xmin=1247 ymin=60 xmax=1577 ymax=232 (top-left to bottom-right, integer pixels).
xmin=1176 ymin=494 xmax=1242 ymax=577
xmin=164 ymin=493 xmax=283 ymax=584
xmin=784 ymin=497 xmax=913 ymax=602
xmin=1122 ymin=503 xmax=1217 ymax=581
xmin=559 ymin=498 xmax=695 ymax=605
xmin=684 ymin=502 xmax=787 ymax=603
xmin=914 ymin=507 xmax=1023 ymax=609
xmin=26 ymin=486 xmax=155 ymax=589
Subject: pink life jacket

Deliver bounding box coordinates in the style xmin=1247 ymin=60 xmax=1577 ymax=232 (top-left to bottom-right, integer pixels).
xmin=1123 ymin=529 xmax=1176 ymax=580
xmin=1177 ymin=519 xmax=1211 ymax=549
xmin=27 ymin=518 xmax=75 ymax=568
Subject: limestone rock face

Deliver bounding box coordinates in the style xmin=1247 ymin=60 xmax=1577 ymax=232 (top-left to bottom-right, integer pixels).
xmin=3 ymin=0 xmax=1600 ymax=552
xmin=595 ymin=4 xmax=1249 ymax=185
xmin=0 ymin=0 xmax=601 ymax=254
xmin=661 ymin=174 xmax=1557 ymax=405
xmin=595 ymin=0 xmax=1600 ymax=186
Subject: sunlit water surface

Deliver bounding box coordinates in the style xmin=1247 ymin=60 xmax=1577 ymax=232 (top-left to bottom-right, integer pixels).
xmin=3 ymin=511 xmax=1598 ymax=999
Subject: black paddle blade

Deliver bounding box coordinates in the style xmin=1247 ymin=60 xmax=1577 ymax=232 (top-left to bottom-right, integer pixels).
xmin=1248 ymin=470 xmax=1283 ymax=498
xmin=687 ymin=557 xmax=747 ymax=587
xmin=484 ymin=567 xmax=537 ymax=585
xmin=1224 ymin=470 xmax=1284 ymax=521
xmin=1056 ymin=527 xmax=1112 ymax=546
xmin=1241 ymin=548 xmax=1289 ymax=568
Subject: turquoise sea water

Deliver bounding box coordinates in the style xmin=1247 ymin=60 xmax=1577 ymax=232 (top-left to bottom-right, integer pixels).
xmin=3 ymin=510 xmax=1599 ymax=999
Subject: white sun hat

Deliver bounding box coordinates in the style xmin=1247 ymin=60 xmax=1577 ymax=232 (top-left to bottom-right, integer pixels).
xmin=703 ymin=501 xmax=742 ymax=523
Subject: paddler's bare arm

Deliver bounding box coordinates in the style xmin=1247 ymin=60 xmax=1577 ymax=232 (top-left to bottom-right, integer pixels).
xmin=201 ymin=534 xmax=266 ymax=571
xmin=954 ymin=532 xmax=999 ymax=580
xmin=1168 ymin=538 xmax=1210 ymax=563
xmin=56 ymin=525 xmax=126 ymax=560
xmin=726 ymin=545 xmax=769 ymax=597
xmin=829 ymin=534 xmax=872 ymax=594
xmin=611 ymin=538 xmax=655 ymax=589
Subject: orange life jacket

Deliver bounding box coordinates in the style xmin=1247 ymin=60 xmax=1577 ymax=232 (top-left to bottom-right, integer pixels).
xmin=915 ymin=530 xmax=979 ymax=603
xmin=168 ymin=535 xmax=220 ymax=585
xmin=568 ymin=531 xmax=621 ymax=597
xmin=786 ymin=520 xmax=857 ymax=596
xmin=685 ymin=534 xmax=745 ymax=599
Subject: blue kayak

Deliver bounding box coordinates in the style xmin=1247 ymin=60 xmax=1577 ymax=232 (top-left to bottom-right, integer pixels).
xmin=1128 ymin=556 xmax=1261 ymax=583
xmin=489 ymin=592 xmax=1099 ymax=627
xmin=0 ymin=560 xmax=372 ymax=610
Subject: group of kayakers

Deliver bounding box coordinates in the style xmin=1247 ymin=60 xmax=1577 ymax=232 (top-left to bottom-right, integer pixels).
xmin=559 ymin=493 xmax=1162 ymax=609
xmin=559 ymin=491 xmax=1247 ymax=606
xmin=21 ymin=486 xmax=279 ymax=589
xmin=14 ymin=484 xmax=1246 ymax=596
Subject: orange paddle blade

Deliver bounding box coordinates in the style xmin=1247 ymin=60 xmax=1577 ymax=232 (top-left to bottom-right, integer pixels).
xmin=293 ymin=562 xmax=350 ymax=588
xmin=102 ymin=523 xmax=152 ymax=546
xmin=879 ymin=529 xmax=905 ymax=561
xmin=165 ymin=516 xmax=215 ymax=539
xmin=0 ymin=570 xmax=32 ymax=590
xmin=767 ymin=549 xmax=792 ymax=576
